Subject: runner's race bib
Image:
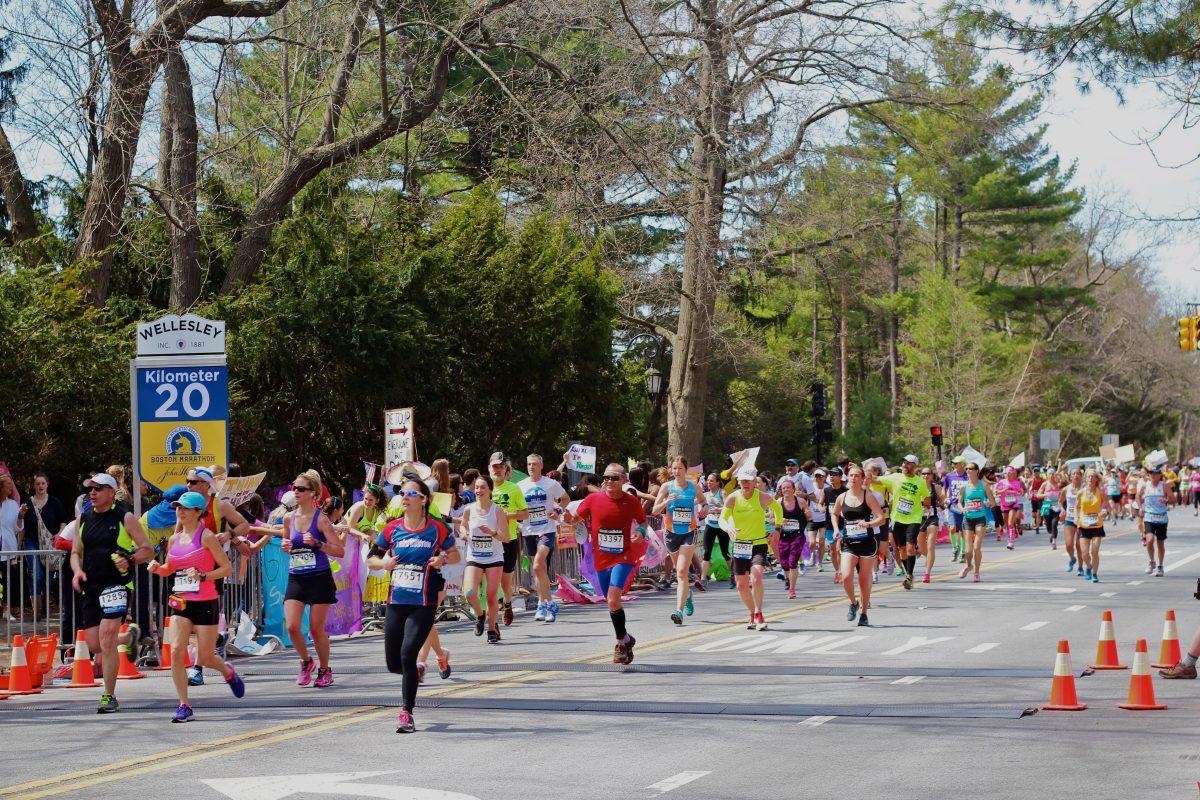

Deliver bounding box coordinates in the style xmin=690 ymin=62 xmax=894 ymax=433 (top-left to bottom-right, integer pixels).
xmin=598 ymin=528 xmax=624 ymax=554
xmin=1004 ymin=493 xmax=1017 ymax=506
xmin=844 ymin=521 xmax=867 ymax=540
xmin=391 ymin=564 xmax=425 ymax=591
xmin=732 ymin=540 xmax=754 ymax=560
xmin=528 ymin=506 xmax=549 ymax=526
xmin=290 ymin=550 xmax=317 ymax=570
xmin=782 ymin=518 xmax=801 ymax=533
xmin=99 ymin=585 xmax=127 ymax=615
xmin=173 ymin=574 xmax=200 ymax=594
xmin=470 ymin=535 xmax=497 ymax=559
xmin=965 ymin=499 xmax=983 ymax=512
xmin=671 ymin=507 xmax=693 ymax=526
xmin=896 ymin=498 xmax=914 ymax=515
xmin=1080 ymin=513 xmax=1100 ymax=528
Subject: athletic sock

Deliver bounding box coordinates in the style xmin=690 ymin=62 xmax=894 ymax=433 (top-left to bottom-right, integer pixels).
xmin=905 ymin=555 xmax=917 ymax=576
xmin=610 ymin=608 xmax=627 ymax=640
xmin=1183 ymin=652 xmax=1199 ymax=668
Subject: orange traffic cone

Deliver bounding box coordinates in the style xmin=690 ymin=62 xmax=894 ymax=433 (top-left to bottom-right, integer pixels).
xmin=1089 ymin=610 xmax=1127 ymax=670
xmin=65 ymin=629 xmax=100 ymax=689
xmin=1152 ymin=610 xmax=1182 ymax=669
xmin=116 ymin=624 xmax=144 ymax=680
xmin=5 ymin=635 xmax=43 ymax=695
xmin=153 ymin=616 xmax=188 ymax=671
xmin=1042 ymin=640 xmax=1087 ymax=711
xmin=34 ymin=633 xmax=58 ymax=688
xmin=25 ymin=637 xmax=44 ymax=689
xmin=1118 ymin=639 xmax=1168 ymax=710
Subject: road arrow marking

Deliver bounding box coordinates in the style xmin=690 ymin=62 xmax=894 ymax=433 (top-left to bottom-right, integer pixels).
xmin=202 ymin=772 xmax=480 ymax=800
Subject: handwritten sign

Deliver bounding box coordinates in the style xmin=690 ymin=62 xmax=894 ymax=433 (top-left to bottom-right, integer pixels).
xmin=566 ymin=443 xmax=597 ymax=474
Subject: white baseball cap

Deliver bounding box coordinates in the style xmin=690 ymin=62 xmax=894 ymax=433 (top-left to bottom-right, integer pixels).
xmin=281 ymin=490 xmax=297 ymax=509
xmin=84 ymin=473 xmax=119 ymax=491
xmin=736 ymin=466 xmax=758 ymax=481
xmin=903 ymin=455 xmax=919 ymax=465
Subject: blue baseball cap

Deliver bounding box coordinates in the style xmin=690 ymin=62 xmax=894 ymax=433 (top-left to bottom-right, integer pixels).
xmin=172 ymin=491 xmax=208 ymax=511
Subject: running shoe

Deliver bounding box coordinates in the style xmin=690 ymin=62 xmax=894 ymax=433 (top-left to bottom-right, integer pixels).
xmin=534 ymin=602 xmax=547 ymax=622
xmin=817 ymin=563 xmax=824 ymax=572
xmin=1085 ymin=569 xmax=1093 ymax=581
xmin=729 ymin=579 xmax=736 ymax=589
xmin=622 ymin=634 xmax=636 ymax=664
xmin=923 ymin=573 xmax=931 ymax=584
xmin=1005 ymin=543 xmax=1014 ymax=550
xmin=684 ymin=592 xmax=694 ymax=616
xmin=187 ymin=665 xmax=204 ymax=686
xmin=417 ymin=662 xmax=426 ymax=684
xmin=1156 ymin=566 xmax=1165 ymax=577
xmin=314 ymin=667 xmax=334 ymax=688
xmin=902 ymin=576 xmax=912 ymax=590
xmin=973 ymin=573 xmax=981 ymax=583
xmin=546 ymin=601 xmax=559 ymax=623
xmin=847 ymin=601 xmax=859 ymax=621
xmin=503 ymin=603 xmax=514 ymax=626
xmin=951 ymin=547 xmax=960 ymax=562
xmin=746 ymin=614 xmax=756 ymax=630
xmin=171 ymin=703 xmax=193 ymax=723
xmin=224 ymin=664 xmax=245 ymax=698
xmin=396 ymin=710 xmax=416 ymax=733
xmin=670 ymin=610 xmax=683 ymax=626
xmin=612 ymin=640 xmax=627 ymax=664
xmin=437 ymin=651 xmax=452 ymax=679
xmin=487 ymin=629 xmax=501 ymax=644
xmin=120 ymin=622 xmax=140 ymax=662
xmin=1077 ymin=567 xmax=1085 ymax=577
xmin=1052 ymin=542 xmax=1058 ymax=550
xmin=694 ymin=579 xmax=706 ymax=592
xmin=755 ymin=613 xmax=769 ymax=631
xmin=857 ymin=612 xmax=869 ymax=627
xmin=798 ymin=565 xmax=806 ymax=576
xmin=297 ymin=658 xmax=316 ymax=687
xmin=776 ymin=570 xmax=786 ymax=584
xmin=959 ymin=565 xmax=970 ymax=579
xmin=1159 ymin=661 xmax=1198 ymax=679
xmin=1091 ymin=574 xmax=1099 ymax=584
xmin=97 ymin=693 xmax=120 ymax=714
xmin=788 ymin=588 xmax=796 ymax=599
xmin=474 ymin=614 xmax=486 ymax=636
xmin=1146 ymin=562 xmax=1155 ymax=574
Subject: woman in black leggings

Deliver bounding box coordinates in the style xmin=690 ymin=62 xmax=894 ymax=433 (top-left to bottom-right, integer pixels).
xmin=699 ymin=473 xmax=732 ymax=587
xmin=367 ymin=479 xmax=460 ymax=733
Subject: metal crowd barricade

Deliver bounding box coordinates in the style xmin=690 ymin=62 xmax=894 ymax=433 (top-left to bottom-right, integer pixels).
xmin=0 ymin=549 xmax=67 ymax=652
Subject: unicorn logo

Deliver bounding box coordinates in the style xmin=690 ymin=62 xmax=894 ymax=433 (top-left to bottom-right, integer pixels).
xmin=165 ymin=426 xmax=202 ymax=456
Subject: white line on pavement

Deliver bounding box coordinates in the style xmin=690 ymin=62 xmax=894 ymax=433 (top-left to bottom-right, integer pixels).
xmin=1020 ymin=621 xmax=1049 ymax=631
xmin=965 ymin=643 xmax=999 ymax=654
xmin=646 ymin=771 xmax=711 ymax=794
xmin=1127 ymin=580 xmax=1145 ymax=586
xmin=891 ymin=675 xmax=925 ymax=685
xmin=881 ymin=636 xmax=955 ymax=656
xmin=1100 ymin=592 xmax=1116 ymax=598
xmin=1064 ymin=605 xmax=1086 ymax=612
xmin=1165 ymin=550 xmax=1200 ymax=573
xmin=798 ymin=716 xmax=836 ymax=727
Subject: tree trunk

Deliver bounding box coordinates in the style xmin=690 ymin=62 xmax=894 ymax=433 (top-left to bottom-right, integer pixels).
xmin=838 ymin=280 xmax=849 ymax=431
xmin=0 ymin=123 xmax=44 ymax=264
xmin=665 ymin=0 xmax=729 ymax=463
xmin=75 ymin=68 xmax=155 ymax=305
xmin=952 ymin=203 xmax=964 ymax=274
xmin=162 ymin=44 xmax=201 ymax=310
xmin=887 ymin=179 xmax=902 ymax=418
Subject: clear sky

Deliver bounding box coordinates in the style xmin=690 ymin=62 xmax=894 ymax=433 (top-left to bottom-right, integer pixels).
xmin=1037 ymin=66 xmax=1199 ymax=300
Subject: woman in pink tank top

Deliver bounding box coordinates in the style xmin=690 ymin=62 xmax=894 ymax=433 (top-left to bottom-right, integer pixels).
xmin=148 ymin=491 xmax=245 ymax=723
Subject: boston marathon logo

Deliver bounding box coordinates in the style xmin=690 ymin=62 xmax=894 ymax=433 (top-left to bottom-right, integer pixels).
xmin=153 ymin=425 xmax=215 ymax=465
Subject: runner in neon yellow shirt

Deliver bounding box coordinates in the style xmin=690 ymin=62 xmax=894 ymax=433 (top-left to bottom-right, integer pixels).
xmin=879 ymin=455 xmax=931 ymax=590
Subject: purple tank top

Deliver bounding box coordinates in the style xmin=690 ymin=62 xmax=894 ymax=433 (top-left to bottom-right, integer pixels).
xmin=288 ymin=509 xmax=330 ymax=575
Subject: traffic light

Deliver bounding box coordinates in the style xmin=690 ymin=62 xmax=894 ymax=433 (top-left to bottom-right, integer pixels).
xmin=810 ymin=381 xmax=827 ymax=417
xmin=811 ymin=417 xmax=833 ymax=445
xmin=1180 ymin=316 xmax=1198 ymax=351
xmin=930 ymin=425 xmax=943 ymax=447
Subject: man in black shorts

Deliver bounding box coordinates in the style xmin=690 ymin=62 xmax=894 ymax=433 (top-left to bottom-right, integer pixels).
xmin=71 ymin=472 xmax=153 ymax=713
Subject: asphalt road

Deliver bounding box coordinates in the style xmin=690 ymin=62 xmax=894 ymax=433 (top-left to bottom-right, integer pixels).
xmin=4 ymin=511 xmax=1200 ymax=799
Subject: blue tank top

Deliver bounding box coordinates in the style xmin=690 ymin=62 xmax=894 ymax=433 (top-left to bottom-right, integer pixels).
xmin=962 ymin=482 xmax=988 ymax=520
xmin=666 ymin=480 xmax=698 ymax=534
xmin=288 ymin=508 xmax=331 ymax=575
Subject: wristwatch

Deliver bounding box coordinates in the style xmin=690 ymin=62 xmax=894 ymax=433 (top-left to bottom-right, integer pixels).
xmin=199 ymin=572 xmax=207 ymax=582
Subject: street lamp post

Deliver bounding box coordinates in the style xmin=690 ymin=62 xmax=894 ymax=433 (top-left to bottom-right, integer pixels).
xmin=644 ymin=365 xmax=664 ymax=460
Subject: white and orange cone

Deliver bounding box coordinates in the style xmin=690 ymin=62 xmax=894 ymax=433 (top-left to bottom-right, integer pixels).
xmin=6 ymin=635 xmax=43 ymax=695
xmin=1118 ymin=639 xmax=1168 ymax=711
xmin=116 ymin=624 xmax=145 ymax=680
xmin=1152 ymin=610 xmax=1182 ymax=670
xmin=1089 ymin=610 xmax=1127 ymax=670
xmin=65 ymin=629 xmax=100 ymax=689
xmin=1042 ymin=640 xmax=1087 ymax=711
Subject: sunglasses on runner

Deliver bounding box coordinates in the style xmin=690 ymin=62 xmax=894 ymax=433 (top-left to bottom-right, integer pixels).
xmin=398 ymin=489 xmax=423 ymax=498
xmin=293 ymin=485 xmax=312 ymax=493
xmin=602 ymin=475 xmax=623 ymax=483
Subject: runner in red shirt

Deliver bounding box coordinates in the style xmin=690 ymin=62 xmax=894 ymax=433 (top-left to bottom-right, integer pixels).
xmin=570 ymin=462 xmax=648 ymax=664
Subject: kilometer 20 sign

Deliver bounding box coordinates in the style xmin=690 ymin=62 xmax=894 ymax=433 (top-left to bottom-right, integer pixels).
xmin=131 ymin=314 xmax=230 ymax=493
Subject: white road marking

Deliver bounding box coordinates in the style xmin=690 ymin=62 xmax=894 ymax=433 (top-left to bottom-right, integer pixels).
xmin=1064 ymin=605 xmax=1086 ymax=612
xmin=1100 ymin=592 xmax=1116 ymax=598
xmin=203 ymin=772 xmax=479 ymax=800
xmin=646 ymin=772 xmax=711 ymax=794
xmin=1127 ymin=580 xmax=1145 ymax=586
xmin=972 ymin=584 xmax=1075 ymax=594
xmin=798 ymin=715 xmax=835 ymax=727
xmin=1020 ymin=621 xmax=1049 ymax=631
xmin=805 ymin=635 xmax=868 ymax=655
xmin=965 ymin=643 xmax=999 ymax=654
xmin=1165 ymin=550 xmax=1200 ymax=573
xmin=891 ymin=675 xmax=925 ymax=685
xmin=881 ymin=636 xmax=955 ymax=656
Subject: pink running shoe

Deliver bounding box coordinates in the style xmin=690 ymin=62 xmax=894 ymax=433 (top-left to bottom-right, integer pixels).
xmin=396 ymin=710 xmax=415 ymax=733
xmin=313 ymin=667 xmax=334 ymax=688
xmin=417 ymin=662 xmax=427 ymax=684
xmin=922 ymin=573 xmax=931 ymax=584
xmin=788 ymin=588 xmax=797 ymax=599
xmin=973 ymin=572 xmax=981 ymax=583
xmin=296 ymin=658 xmax=315 ymax=687
xmin=959 ymin=565 xmax=970 ymax=579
